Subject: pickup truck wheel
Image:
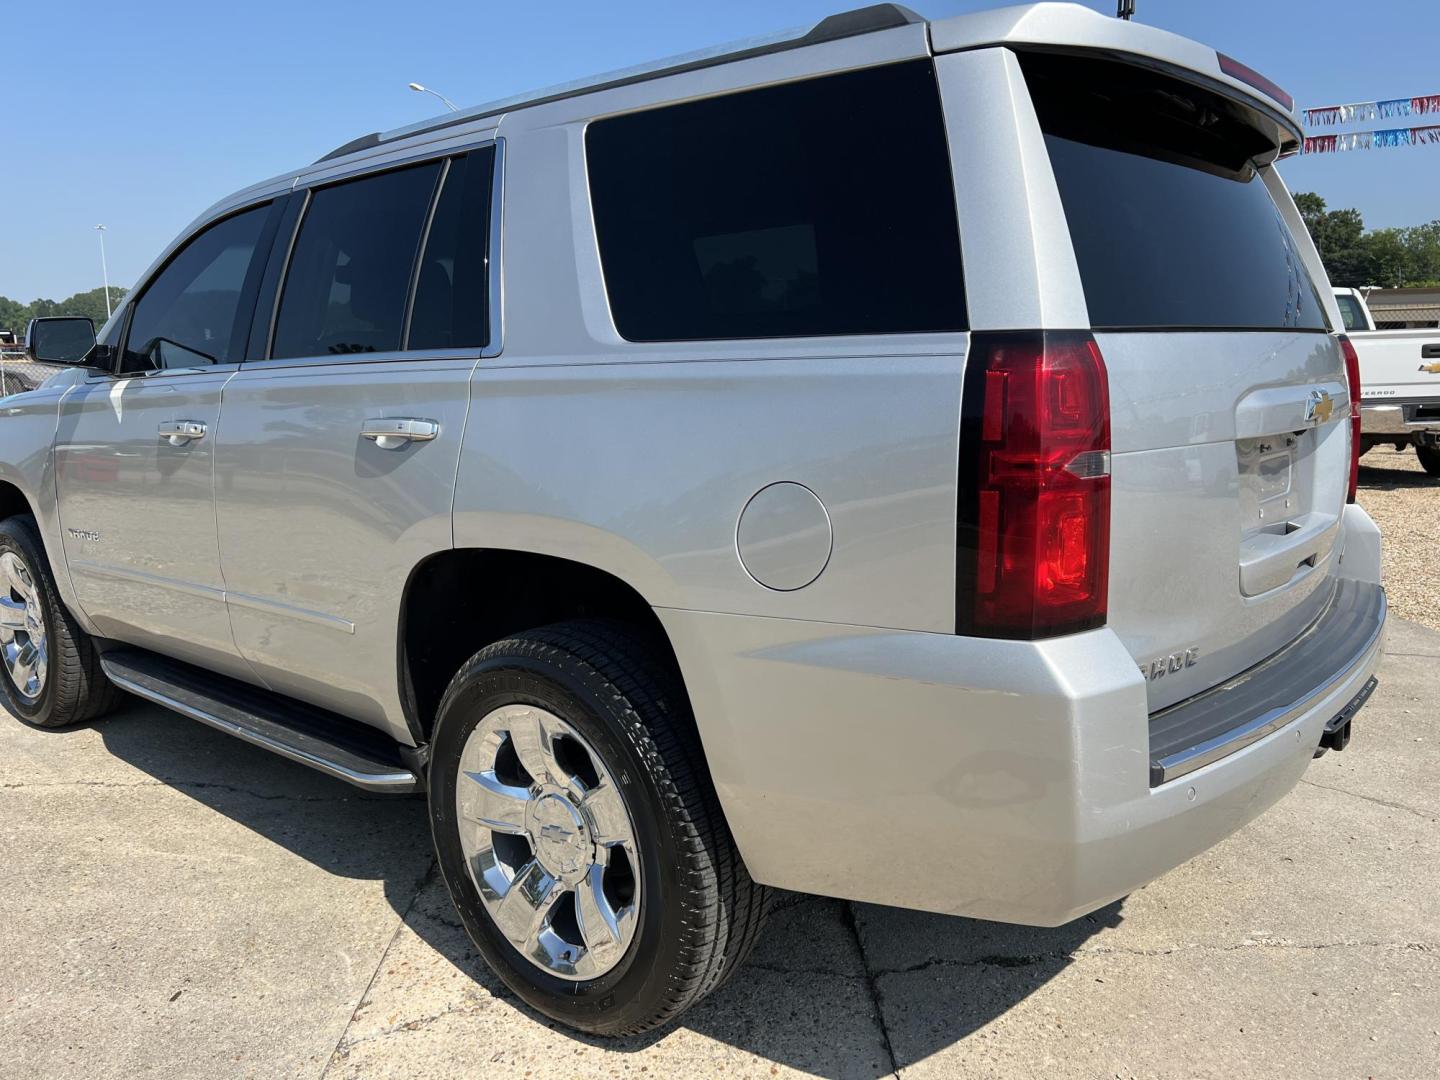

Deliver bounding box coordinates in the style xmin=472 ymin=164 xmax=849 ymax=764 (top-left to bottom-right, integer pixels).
xmin=428 ymin=620 xmax=770 ymax=1036
xmin=0 ymin=515 xmax=120 ymax=728
xmin=1416 ymin=445 xmax=1440 ymax=477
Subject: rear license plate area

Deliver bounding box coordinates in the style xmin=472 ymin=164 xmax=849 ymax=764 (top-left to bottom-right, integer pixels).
xmin=1237 ymin=433 xmax=1298 ymax=528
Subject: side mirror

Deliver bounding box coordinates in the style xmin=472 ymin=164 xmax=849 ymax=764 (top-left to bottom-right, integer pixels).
xmin=26 ymin=316 xmax=97 ymax=365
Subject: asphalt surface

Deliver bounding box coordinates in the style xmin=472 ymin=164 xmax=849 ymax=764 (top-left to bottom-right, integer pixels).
xmin=3 ymin=621 xmax=1437 ymax=1079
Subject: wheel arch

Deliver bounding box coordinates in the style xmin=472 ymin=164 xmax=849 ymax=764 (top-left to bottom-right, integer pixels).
xmin=0 ymin=479 xmax=34 ymax=523
xmin=398 ymin=548 xmax=689 ymax=746
xmin=0 ymin=473 xmax=99 ymax=638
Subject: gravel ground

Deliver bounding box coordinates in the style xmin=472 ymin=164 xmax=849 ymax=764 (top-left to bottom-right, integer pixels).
xmin=1356 ymin=446 xmax=1440 ymax=631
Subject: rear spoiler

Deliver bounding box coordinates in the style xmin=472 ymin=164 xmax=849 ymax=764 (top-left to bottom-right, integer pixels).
xmin=928 ymin=3 xmax=1302 ymax=157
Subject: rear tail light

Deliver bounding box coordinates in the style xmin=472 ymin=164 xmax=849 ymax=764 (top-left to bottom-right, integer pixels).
xmin=957 ymin=332 xmax=1111 ymax=639
xmin=1339 ymin=334 xmax=1362 ymax=503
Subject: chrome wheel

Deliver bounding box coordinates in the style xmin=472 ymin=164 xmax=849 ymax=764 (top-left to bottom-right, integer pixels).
xmin=0 ymin=551 xmax=47 ymax=702
xmin=456 ymin=704 xmax=640 ymax=981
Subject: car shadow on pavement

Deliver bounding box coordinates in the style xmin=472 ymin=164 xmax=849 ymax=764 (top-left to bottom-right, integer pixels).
xmin=1358 ymin=461 xmax=1438 ymax=491
xmin=92 ymin=700 xmax=1119 ymax=1078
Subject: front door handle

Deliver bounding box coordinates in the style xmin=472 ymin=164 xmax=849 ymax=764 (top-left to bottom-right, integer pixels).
xmin=158 ymin=420 xmax=206 ymax=446
xmin=360 ymin=418 xmax=439 ymax=450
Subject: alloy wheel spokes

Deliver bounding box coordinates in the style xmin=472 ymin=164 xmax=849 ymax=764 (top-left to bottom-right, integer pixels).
xmin=574 ymin=865 xmax=623 ymax=949
xmin=0 ymin=552 xmax=45 ymax=700
xmin=0 ymin=595 xmax=26 ymax=636
xmin=505 ymin=707 xmax=585 ymax=799
xmin=0 ymin=553 xmax=32 ymax=603
xmin=456 ymin=704 xmax=641 ymax=981
xmin=581 ymin=780 xmax=636 ymax=851
xmin=460 ymin=769 xmax=531 ymax=835
xmin=492 ymin=858 xmax=564 ymax=948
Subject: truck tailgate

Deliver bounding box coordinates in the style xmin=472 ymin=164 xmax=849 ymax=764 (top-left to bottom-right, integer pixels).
xmin=1352 ymin=328 xmax=1440 ymax=402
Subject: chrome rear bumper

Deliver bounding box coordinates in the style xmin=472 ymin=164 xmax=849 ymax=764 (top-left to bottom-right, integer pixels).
xmin=1147 ymin=579 xmax=1386 ymax=786
xmin=1361 ymin=401 xmax=1440 ymax=436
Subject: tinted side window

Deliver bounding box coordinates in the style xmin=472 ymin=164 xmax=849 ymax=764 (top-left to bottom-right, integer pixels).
xmin=122 ymin=206 xmax=269 ymax=373
xmin=272 ymin=163 xmax=441 ymax=358
xmin=408 ymin=148 xmax=495 ymax=350
xmin=586 ymin=61 xmax=966 ymax=341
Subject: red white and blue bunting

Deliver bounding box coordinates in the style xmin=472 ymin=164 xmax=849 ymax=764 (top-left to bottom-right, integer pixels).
xmin=1304 ymin=95 xmax=1440 ymax=126
xmin=1303 ymin=125 xmax=1440 ymax=153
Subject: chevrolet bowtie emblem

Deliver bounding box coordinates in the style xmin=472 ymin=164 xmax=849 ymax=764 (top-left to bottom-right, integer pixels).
xmin=1304 ymin=388 xmax=1335 ymax=425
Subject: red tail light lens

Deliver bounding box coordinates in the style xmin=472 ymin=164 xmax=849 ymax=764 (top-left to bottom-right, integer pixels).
xmin=957 ymin=332 xmax=1111 ymax=639
xmin=1339 ymin=334 xmax=1362 ymax=503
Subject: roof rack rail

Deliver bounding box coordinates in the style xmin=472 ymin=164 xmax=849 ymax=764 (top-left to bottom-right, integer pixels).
xmin=316 ymin=132 xmax=382 ymax=164
xmin=313 ymin=4 xmax=923 ymax=164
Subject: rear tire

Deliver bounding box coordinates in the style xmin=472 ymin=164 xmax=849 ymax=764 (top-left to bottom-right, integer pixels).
xmin=1416 ymin=444 xmax=1440 ymax=477
xmin=0 ymin=515 xmax=121 ymax=728
xmin=428 ymin=619 xmax=770 ymax=1035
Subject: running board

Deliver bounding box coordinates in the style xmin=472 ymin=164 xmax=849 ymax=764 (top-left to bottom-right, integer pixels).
xmin=99 ymin=649 xmax=422 ymax=793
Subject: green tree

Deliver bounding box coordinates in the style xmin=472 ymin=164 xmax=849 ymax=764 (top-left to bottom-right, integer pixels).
xmin=51 ymin=287 xmax=126 ymax=327
xmin=1291 ymin=193 xmax=1440 ymax=288
xmin=0 ymin=286 xmax=129 ymax=336
xmin=0 ymin=296 xmax=28 ymax=334
xmin=1358 ymin=228 xmax=1411 ymax=289
xmin=1398 ymin=221 xmax=1440 ymax=286
xmin=1294 ymin=193 xmax=1368 ymax=284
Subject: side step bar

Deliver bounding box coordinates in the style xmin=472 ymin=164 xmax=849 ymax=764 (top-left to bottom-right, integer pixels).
xmin=100 ymin=649 xmax=423 ymax=793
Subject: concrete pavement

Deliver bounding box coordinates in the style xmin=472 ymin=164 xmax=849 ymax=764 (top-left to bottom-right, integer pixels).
xmin=2 ymin=620 xmax=1437 ymax=1079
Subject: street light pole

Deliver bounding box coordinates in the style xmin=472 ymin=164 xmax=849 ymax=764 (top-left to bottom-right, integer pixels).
xmin=407 ymin=82 xmax=459 ymax=112
xmin=94 ymin=224 xmax=112 ymax=319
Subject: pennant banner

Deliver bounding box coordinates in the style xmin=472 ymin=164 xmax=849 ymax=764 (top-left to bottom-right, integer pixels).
xmin=1305 ymin=95 xmax=1440 ymax=126
xmin=1303 ymin=124 xmax=1440 ymax=153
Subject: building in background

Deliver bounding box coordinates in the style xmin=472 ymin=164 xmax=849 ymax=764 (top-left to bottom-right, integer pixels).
xmin=1363 ymin=286 xmax=1440 ymax=329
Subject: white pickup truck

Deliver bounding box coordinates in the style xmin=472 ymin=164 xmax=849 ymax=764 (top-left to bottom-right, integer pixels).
xmin=1335 ymin=287 xmax=1440 ymax=474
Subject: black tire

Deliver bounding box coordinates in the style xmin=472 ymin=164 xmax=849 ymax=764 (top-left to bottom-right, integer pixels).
xmin=1417 ymin=444 xmax=1440 ymax=477
xmin=0 ymin=514 xmax=121 ymax=728
xmin=428 ymin=619 xmax=770 ymax=1036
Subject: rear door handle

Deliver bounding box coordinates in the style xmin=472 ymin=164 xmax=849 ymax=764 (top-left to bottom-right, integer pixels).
xmin=158 ymin=420 xmax=206 ymax=446
xmin=360 ymin=418 xmax=439 ymax=450
xmin=1421 ymin=344 xmax=1440 ymax=360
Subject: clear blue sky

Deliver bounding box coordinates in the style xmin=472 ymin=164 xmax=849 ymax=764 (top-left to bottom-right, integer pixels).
xmin=2 ymin=0 xmax=1436 ymax=301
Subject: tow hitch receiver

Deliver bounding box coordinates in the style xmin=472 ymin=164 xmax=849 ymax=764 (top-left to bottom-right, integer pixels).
xmin=1319 ymin=676 xmax=1378 ymax=753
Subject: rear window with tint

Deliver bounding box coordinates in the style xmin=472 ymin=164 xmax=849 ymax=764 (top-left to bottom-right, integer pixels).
xmin=273 ymin=163 xmax=440 ymax=359
xmin=586 ymin=61 xmax=966 ymax=342
xmin=1022 ymin=53 xmax=1327 ymax=332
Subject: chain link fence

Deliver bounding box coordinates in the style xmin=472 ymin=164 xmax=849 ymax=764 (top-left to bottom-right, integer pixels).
xmin=0 ymin=354 xmax=54 ymax=396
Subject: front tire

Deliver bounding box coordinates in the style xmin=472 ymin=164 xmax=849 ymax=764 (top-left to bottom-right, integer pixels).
xmin=428 ymin=620 xmax=770 ymax=1035
xmin=0 ymin=515 xmax=120 ymax=728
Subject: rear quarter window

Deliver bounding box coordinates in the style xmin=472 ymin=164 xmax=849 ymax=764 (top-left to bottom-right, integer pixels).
xmin=585 ymin=61 xmax=966 ymax=342
xmin=1021 ymin=52 xmax=1327 ymax=332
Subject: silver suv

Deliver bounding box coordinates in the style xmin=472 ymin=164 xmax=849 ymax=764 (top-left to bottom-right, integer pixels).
xmin=2 ymin=3 xmax=1386 ymax=1036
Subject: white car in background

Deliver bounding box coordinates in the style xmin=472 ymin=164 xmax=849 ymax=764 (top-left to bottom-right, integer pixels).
xmin=1335 ymin=287 xmax=1440 ymax=474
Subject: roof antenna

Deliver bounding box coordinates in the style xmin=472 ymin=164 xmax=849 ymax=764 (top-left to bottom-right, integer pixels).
xmin=1117 ymin=0 xmax=1135 ymax=18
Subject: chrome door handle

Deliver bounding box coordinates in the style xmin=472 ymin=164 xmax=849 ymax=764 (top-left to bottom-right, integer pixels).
xmin=158 ymin=420 xmax=207 ymax=446
xmin=360 ymin=418 xmax=439 ymax=450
